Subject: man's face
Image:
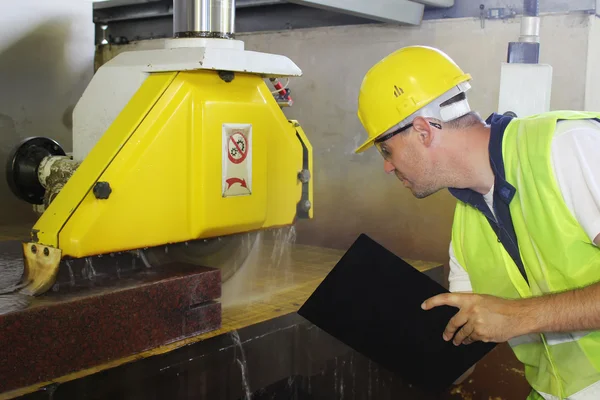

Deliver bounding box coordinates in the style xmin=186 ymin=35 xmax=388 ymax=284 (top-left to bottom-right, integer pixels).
xmin=375 ymin=121 xmax=442 ymax=199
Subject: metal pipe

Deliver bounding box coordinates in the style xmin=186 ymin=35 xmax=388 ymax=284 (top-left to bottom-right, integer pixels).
xmin=523 ymin=0 xmax=539 ymax=17
xmin=519 ymin=0 xmax=540 ymax=43
xmin=506 ymin=0 xmax=540 ymax=63
xmin=519 ymin=16 xmax=540 ymax=43
xmin=173 ymin=0 xmax=236 ymax=39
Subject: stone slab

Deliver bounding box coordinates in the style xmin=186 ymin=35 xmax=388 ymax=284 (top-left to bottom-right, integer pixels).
xmin=0 ymin=258 xmax=221 ymax=394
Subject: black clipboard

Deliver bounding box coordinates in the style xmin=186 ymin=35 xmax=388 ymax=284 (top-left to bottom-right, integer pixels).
xmin=297 ymin=234 xmax=496 ymax=391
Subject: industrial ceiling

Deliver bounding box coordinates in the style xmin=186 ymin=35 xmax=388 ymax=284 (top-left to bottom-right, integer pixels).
xmin=93 ymin=0 xmax=455 ymax=25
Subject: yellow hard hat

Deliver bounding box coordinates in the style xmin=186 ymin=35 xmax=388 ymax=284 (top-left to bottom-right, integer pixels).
xmin=355 ymin=46 xmax=472 ymax=153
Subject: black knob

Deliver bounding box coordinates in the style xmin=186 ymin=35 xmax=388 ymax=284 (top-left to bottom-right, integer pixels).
xmin=93 ymin=181 xmax=112 ymax=199
xmin=218 ymin=70 xmax=235 ymax=83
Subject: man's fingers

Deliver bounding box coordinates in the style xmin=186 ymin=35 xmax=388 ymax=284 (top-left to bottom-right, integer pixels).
xmin=443 ymin=311 xmax=469 ymax=341
xmin=469 ymin=331 xmax=483 ymax=342
xmin=453 ymin=322 xmax=474 ymax=346
xmin=421 ymin=293 xmax=464 ymax=310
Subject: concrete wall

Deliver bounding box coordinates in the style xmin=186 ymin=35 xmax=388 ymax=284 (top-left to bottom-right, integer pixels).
xmin=85 ymin=13 xmax=599 ymax=263
xmin=238 ymin=13 xmax=594 ymax=263
xmin=0 ymin=0 xmax=95 ymax=225
xmin=585 ymin=16 xmax=600 ymax=110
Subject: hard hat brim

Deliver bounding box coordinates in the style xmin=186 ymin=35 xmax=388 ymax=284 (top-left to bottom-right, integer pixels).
xmin=354 ymin=121 xmax=400 ymax=153
xmin=354 ymin=136 xmax=376 ymax=154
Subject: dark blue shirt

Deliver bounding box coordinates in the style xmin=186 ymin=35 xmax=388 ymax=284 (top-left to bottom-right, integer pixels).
xmin=448 ymin=113 xmax=528 ymax=284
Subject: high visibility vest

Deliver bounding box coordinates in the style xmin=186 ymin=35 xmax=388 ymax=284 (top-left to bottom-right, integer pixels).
xmin=451 ymin=110 xmax=600 ymax=400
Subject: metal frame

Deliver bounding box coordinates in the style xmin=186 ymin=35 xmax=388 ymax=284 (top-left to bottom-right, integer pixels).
xmin=92 ymin=0 xmax=597 ymax=45
xmin=92 ymin=0 xmax=443 ymax=25
xmin=286 ymin=0 xmax=425 ymax=25
xmin=93 ymin=0 xmax=161 ymax=9
xmin=414 ymin=0 xmax=454 ymax=6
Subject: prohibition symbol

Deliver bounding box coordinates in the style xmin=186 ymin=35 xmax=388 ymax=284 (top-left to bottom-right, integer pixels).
xmin=228 ymin=132 xmax=248 ymax=164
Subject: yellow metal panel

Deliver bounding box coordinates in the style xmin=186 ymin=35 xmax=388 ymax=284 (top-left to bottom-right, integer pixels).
xmin=31 ymin=72 xmax=178 ymax=247
xmin=58 ymin=71 xmax=310 ymax=258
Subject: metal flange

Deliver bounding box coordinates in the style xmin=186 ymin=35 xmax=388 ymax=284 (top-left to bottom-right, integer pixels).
xmin=6 ymin=136 xmax=66 ymax=205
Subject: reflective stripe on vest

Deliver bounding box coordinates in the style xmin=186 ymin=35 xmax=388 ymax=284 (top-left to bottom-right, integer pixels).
xmin=451 ymin=111 xmax=600 ymax=399
xmin=538 ymin=379 xmax=600 ymax=400
xmin=509 ymin=332 xmax=593 ymax=347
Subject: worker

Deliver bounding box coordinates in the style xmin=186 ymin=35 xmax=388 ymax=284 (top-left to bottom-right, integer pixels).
xmin=354 ymin=45 xmax=600 ymax=400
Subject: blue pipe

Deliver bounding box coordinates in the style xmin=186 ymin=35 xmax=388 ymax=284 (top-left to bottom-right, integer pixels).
xmin=523 ymin=0 xmax=539 ymax=17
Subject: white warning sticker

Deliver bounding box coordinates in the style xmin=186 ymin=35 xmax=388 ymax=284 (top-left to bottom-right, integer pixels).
xmin=222 ymin=124 xmax=252 ymax=197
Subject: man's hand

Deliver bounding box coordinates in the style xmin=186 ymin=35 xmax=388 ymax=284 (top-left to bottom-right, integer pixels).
xmin=421 ymin=293 xmax=532 ymax=345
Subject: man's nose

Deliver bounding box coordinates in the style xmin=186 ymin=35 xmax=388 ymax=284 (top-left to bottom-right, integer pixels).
xmin=383 ymin=159 xmax=395 ymax=174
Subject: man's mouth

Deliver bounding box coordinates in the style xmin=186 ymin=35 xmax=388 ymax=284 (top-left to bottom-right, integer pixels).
xmin=395 ymin=172 xmax=410 ymax=187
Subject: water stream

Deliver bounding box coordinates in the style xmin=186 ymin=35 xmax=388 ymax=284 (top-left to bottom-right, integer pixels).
xmin=270 ymin=226 xmax=297 ymax=286
xmin=230 ymin=330 xmax=252 ymax=399
xmin=66 ymin=260 xmax=75 ymax=287
xmin=82 ymin=257 xmax=97 ymax=281
xmin=220 ymin=226 xmax=298 ymax=308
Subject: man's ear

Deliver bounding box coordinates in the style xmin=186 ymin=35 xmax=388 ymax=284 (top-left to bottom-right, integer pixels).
xmin=412 ymin=117 xmax=434 ymax=148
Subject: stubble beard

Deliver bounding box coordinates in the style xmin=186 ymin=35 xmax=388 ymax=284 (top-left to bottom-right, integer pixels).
xmin=411 ymin=186 xmax=442 ymax=199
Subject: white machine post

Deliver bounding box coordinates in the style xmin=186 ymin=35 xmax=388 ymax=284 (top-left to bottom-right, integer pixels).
xmin=497 ymin=0 xmax=552 ymax=117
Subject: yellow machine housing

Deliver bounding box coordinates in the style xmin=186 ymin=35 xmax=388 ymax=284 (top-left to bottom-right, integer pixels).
xmin=21 ymin=69 xmax=313 ymax=295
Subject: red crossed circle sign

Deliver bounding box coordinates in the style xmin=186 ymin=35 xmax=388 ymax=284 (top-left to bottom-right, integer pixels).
xmin=228 ymin=132 xmax=248 ymax=164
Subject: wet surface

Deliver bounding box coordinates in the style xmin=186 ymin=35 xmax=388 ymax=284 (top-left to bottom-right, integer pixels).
xmin=444 ymin=343 xmax=531 ymax=400
xmin=0 ymin=240 xmax=26 ymax=294
xmin=0 ymin=241 xmax=30 ymax=315
xmin=0 ymin=292 xmax=31 ymax=315
xmin=250 ymin=343 xmax=530 ymax=400
xmin=13 ymin=313 xmax=530 ymax=400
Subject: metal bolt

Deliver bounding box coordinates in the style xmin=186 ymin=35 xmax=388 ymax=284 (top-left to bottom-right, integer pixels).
xmin=297 ymin=169 xmax=311 ymax=184
xmin=299 ymin=200 xmax=311 ymax=212
xmin=218 ymin=70 xmax=234 ymax=83
xmin=31 ymin=245 xmax=37 ymax=254
xmin=93 ymin=181 xmax=112 ymax=199
xmin=44 ymin=247 xmax=49 ymax=257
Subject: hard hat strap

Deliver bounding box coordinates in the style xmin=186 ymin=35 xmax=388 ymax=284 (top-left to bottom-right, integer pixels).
xmin=382 ymin=82 xmax=472 ymax=136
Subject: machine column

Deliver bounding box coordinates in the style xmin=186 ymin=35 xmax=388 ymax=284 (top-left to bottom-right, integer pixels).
xmin=173 ymin=0 xmax=236 ymax=39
